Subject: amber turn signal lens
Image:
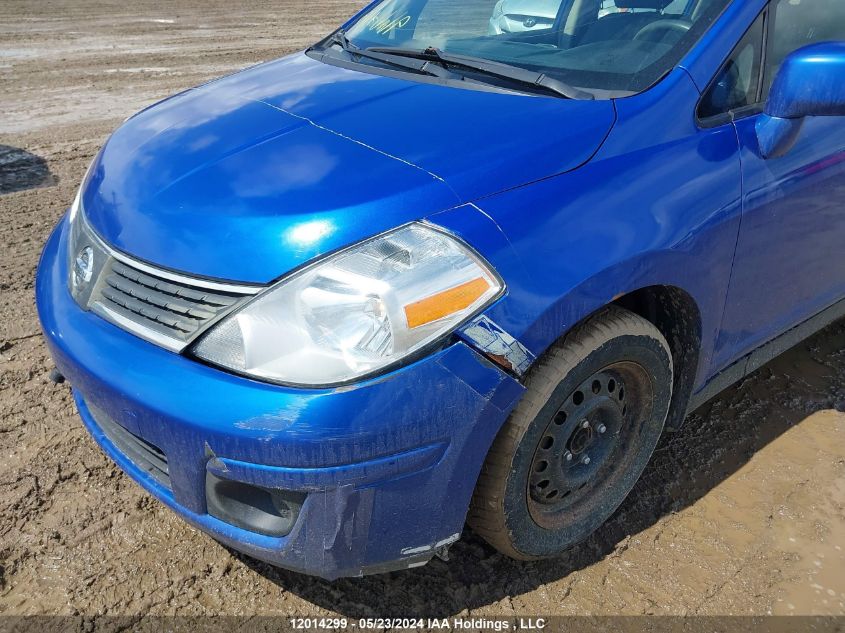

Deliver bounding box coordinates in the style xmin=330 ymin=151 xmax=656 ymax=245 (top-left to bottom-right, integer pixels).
xmin=404 ymin=277 xmax=491 ymax=329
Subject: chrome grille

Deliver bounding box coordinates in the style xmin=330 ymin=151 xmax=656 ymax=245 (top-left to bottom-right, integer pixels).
xmin=68 ymin=211 xmax=260 ymax=352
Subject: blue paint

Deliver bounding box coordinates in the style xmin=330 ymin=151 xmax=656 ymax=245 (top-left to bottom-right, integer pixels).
xmin=81 ymin=53 xmax=614 ymax=283
xmin=766 ymin=42 xmax=845 ymax=119
xmin=757 ymin=42 xmax=845 ymax=158
xmin=35 ymin=1 xmax=845 ymax=577
xmin=37 ymin=219 xmax=524 ymax=577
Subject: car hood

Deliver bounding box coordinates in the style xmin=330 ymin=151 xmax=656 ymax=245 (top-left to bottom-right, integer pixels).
xmin=83 ymin=52 xmax=615 ymax=283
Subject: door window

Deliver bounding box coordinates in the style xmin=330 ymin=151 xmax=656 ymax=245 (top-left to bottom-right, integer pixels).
xmin=697 ymin=12 xmax=764 ymax=122
xmin=764 ymin=0 xmax=845 ymax=95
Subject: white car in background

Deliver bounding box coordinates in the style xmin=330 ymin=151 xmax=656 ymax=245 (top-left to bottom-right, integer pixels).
xmin=488 ymin=0 xmax=562 ymax=35
xmin=488 ymin=0 xmax=640 ymax=35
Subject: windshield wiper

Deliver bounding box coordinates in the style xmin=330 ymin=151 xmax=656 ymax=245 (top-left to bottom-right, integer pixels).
xmin=366 ymin=46 xmax=593 ymax=100
xmin=321 ymin=31 xmax=461 ymax=80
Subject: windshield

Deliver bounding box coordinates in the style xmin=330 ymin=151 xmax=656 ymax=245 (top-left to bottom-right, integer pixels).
xmin=341 ymin=0 xmax=732 ymax=94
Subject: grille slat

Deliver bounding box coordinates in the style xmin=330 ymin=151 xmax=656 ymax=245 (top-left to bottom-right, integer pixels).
xmin=99 ymin=288 xmax=199 ymax=334
xmin=91 ymin=260 xmax=249 ymax=345
xmin=88 ymin=404 xmax=171 ymax=490
xmin=111 ymin=261 xmax=239 ymax=309
xmin=105 ymin=274 xmax=212 ymax=322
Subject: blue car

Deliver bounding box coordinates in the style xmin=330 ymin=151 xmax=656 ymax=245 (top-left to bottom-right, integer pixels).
xmin=36 ymin=0 xmax=845 ymax=579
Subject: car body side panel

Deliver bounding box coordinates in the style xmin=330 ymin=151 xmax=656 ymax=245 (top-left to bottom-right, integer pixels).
xmin=470 ymin=69 xmax=743 ymax=393
xmin=714 ymin=115 xmax=845 ymax=370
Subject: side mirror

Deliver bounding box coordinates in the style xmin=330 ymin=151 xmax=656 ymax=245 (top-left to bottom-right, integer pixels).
xmin=756 ymin=42 xmax=845 ymax=159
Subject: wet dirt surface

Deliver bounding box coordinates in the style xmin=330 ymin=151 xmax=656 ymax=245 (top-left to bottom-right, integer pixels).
xmin=1 ymin=0 xmax=844 ymax=618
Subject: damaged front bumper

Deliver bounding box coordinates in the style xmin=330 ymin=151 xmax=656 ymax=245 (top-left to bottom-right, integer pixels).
xmin=36 ymin=217 xmax=525 ymax=579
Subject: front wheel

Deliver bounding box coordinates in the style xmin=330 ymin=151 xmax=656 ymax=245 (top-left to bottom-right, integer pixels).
xmin=468 ymin=306 xmax=673 ymax=559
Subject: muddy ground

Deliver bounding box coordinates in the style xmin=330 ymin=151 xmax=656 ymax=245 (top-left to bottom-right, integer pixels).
xmin=1 ymin=0 xmax=844 ymax=619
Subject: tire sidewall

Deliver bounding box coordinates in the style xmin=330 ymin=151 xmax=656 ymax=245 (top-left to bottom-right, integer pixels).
xmin=502 ymin=333 xmax=672 ymax=558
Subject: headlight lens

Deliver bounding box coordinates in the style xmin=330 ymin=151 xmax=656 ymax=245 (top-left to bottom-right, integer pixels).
xmin=67 ymin=155 xmax=100 ymax=304
xmin=68 ymin=186 xmax=82 ymax=224
xmin=68 ymin=151 xmax=100 ymax=225
xmin=192 ymin=223 xmax=502 ymax=386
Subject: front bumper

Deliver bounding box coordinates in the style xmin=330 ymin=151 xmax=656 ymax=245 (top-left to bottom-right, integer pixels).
xmin=36 ymin=216 xmax=525 ymax=579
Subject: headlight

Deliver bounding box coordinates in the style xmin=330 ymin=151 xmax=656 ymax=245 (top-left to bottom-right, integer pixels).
xmin=68 ymin=185 xmax=82 ymax=224
xmin=67 ymin=155 xmax=101 ymax=304
xmin=68 ymin=152 xmax=100 ymax=225
xmin=192 ymin=223 xmax=503 ymax=386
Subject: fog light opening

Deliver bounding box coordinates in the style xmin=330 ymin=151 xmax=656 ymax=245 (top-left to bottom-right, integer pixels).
xmin=205 ymin=472 xmax=305 ymax=537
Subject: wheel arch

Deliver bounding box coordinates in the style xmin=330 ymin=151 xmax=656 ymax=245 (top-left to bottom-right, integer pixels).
xmin=482 ymin=246 xmax=715 ymax=432
xmin=461 ymin=282 xmax=706 ymax=549
xmin=611 ymin=285 xmax=702 ymax=431
xmin=499 ymin=280 xmax=704 ymax=433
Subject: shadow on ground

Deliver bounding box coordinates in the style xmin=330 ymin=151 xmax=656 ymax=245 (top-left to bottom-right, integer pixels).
xmin=0 ymin=145 xmax=57 ymax=194
xmin=234 ymin=319 xmax=845 ymax=617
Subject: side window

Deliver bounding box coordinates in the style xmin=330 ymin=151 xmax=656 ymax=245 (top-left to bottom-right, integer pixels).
xmin=697 ymin=13 xmax=765 ymax=122
xmin=764 ymin=0 xmax=845 ymax=96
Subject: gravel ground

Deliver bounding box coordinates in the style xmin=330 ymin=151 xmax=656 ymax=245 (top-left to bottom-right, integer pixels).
xmin=1 ymin=0 xmax=844 ymax=619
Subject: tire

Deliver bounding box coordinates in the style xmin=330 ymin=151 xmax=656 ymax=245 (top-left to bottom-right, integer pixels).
xmin=467 ymin=306 xmax=673 ymax=560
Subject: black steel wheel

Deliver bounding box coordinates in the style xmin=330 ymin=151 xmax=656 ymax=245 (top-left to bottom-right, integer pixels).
xmin=468 ymin=306 xmax=673 ymax=559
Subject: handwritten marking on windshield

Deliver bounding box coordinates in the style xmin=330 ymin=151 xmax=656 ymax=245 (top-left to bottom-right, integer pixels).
xmin=366 ymin=13 xmax=411 ymax=35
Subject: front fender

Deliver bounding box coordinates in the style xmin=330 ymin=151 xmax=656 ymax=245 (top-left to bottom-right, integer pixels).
xmin=462 ymin=70 xmax=744 ymax=394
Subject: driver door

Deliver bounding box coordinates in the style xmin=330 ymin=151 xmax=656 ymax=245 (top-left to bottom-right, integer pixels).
xmin=714 ymin=0 xmax=845 ymax=371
